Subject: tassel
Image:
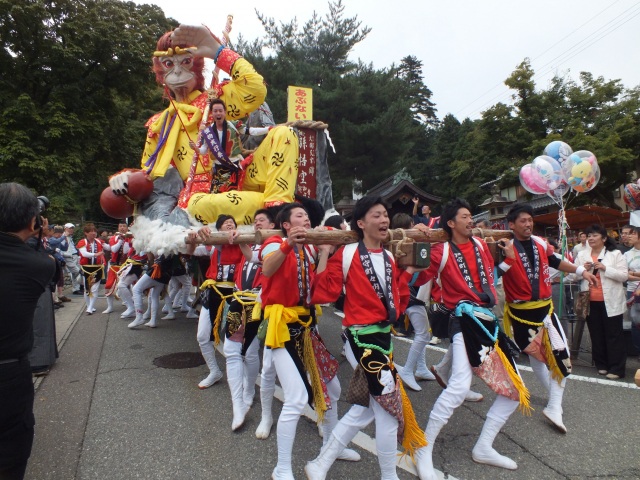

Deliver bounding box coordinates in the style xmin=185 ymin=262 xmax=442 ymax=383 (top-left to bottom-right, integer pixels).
xmin=87 ymin=273 xmax=95 ymax=298
xmin=494 ymin=342 xmax=532 ymax=415
xmin=212 ymin=299 xmax=226 ymax=345
xmin=302 ymin=329 xmax=328 ymax=424
xmin=150 ymin=263 xmax=162 ymax=279
xmin=542 ymin=330 xmax=565 ymax=385
xmin=398 ymin=380 xmax=428 ymax=461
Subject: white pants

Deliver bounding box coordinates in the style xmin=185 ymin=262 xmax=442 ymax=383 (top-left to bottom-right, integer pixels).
xmin=332 ymin=342 xmax=398 ymax=464
xmin=430 ymin=333 xmax=518 ymax=426
xmin=405 ymin=305 xmax=430 ymax=358
xmin=168 ymin=274 xmax=192 ymax=309
xmin=271 ymin=345 xmax=341 ymax=471
xmin=197 ymin=306 xmax=214 ymax=347
xmin=132 ymin=274 xmax=163 ymax=320
xmin=118 ymin=271 xmax=138 ymax=308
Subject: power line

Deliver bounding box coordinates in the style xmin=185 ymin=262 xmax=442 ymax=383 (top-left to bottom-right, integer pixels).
xmin=453 ymin=1 xmax=622 ymax=118
xmin=464 ymin=3 xmax=640 ymax=119
xmin=455 ymin=2 xmax=640 ymax=119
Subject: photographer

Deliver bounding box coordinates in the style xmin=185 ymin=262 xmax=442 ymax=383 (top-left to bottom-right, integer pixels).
xmin=0 ymin=182 xmax=56 ymax=480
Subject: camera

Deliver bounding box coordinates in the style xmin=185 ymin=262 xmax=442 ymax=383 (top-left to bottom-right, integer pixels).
xmin=37 ymin=195 xmax=50 ymax=213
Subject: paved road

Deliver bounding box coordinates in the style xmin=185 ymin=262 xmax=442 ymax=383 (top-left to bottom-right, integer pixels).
xmin=26 ymin=289 xmax=640 ymax=479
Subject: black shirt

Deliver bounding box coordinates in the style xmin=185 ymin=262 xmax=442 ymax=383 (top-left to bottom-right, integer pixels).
xmin=0 ymin=232 xmax=56 ymax=360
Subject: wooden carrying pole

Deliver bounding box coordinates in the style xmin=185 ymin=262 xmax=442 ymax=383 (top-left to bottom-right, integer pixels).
xmin=185 ymin=228 xmax=513 ymax=246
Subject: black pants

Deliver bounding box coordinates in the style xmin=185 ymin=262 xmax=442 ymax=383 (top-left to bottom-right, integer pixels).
xmin=586 ymin=301 xmax=626 ymax=377
xmin=0 ymin=358 xmax=34 ymax=480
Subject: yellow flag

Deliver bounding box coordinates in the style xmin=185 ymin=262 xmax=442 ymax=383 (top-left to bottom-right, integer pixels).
xmin=287 ymin=86 xmax=313 ymax=122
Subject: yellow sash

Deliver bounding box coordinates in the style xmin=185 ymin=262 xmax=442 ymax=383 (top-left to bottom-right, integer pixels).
xmin=263 ymin=304 xmax=312 ymax=349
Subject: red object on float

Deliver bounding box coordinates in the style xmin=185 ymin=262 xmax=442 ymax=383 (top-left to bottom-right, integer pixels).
xmin=100 ymin=187 xmax=135 ymax=219
xmin=126 ymin=170 xmax=154 ymax=202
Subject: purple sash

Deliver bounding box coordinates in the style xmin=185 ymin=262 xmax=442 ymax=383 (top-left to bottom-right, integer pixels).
xmin=202 ymin=125 xmax=239 ymax=172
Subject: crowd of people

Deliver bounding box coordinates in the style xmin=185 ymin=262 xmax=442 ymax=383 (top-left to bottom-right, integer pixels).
xmin=4 ymin=178 xmax=640 ymax=480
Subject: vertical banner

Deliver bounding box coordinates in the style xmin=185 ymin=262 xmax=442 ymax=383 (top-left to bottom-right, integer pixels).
xmin=287 ymin=86 xmax=313 ymax=122
xmin=296 ymin=128 xmax=317 ymax=199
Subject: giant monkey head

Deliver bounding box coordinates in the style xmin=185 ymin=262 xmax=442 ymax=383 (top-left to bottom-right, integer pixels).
xmin=152 ymin=31 xmax=206 ymax=102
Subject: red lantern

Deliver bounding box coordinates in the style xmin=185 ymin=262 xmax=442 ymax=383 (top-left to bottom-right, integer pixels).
xmin=100 ymin=187 xmax=134 ymax=219
xmin=126 ymin=170 xmax=154 ymax=202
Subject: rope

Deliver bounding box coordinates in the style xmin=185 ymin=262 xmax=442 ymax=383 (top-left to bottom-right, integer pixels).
xmin=388 ymin=228 xmax=411 ymax=260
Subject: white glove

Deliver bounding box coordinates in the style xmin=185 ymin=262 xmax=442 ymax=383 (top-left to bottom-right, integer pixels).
xmin=109 ymin=170 xmax=131 ymax=195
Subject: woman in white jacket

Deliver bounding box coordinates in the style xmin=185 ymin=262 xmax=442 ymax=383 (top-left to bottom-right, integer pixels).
xmin=574 ymin=224 xmax=628 ymax=379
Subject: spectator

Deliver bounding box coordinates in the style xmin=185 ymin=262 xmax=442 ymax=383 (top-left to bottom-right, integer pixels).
xmin=475 ymin=219 xmax=491 ymax=229
xmin=624 ymin=227 xmax=640 ymax=356
xmin=573 ymin=224 xmax=628 ymax=379
xmin=0 ymin=182 xmax=56 ymax=480
xmin=48 ymin=225 xmax=72 ymax=303
xmin=572 ymin=231 xmax=587 ymax=260
xmin=61 ymin=223 xmax=82 ymax=295
xmin=411 ymin=196 xmax=440 ymax=228
xmin=618 ymin=225 xmax=634 ymax=254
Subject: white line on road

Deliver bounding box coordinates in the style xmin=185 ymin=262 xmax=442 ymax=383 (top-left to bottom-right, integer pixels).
xmin=393 ymin=336 xmax=640 ymax=390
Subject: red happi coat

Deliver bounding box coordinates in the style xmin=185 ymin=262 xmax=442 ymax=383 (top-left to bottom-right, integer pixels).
xmin=502 ymin=235 xmax=553 ymax=303
xmin=76 ymin=238 xmax=106 ymax=266
xmin=259 ymin=236 xmax=317 ymax=308
xmin=205 ymin=244 xmax=244 ymax=282
xmin=311 ymin=244 xmax=410 ymax=327
xmin=408 ymin=237 xmax=497 ymax=311
xmin=109 ymin=235 xmax=132 ymax=265
xmin=235 ymin=244 xmax=263 ymax=291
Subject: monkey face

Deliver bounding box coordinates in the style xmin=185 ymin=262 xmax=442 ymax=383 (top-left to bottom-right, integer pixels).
xmin=161 ymin=53 xmax=197 ymax=99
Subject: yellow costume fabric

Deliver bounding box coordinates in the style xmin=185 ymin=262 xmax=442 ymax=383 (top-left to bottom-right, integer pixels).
xmin=140 ymin=55 xmax=299 ymax=225
xmin=188 ymin=126 xmax=299 ymax=225
xmin=263 ymin=304 xmax=311 ymax=349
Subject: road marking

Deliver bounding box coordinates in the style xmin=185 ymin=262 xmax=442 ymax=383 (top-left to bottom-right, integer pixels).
xmin=393 ymin=336 xmax=640 ymax=390
xmin=219 ymin=342 xmax=455 ymax=479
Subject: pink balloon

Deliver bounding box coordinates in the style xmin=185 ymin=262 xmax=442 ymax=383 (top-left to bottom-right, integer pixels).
xmin=519 ymin=164 xmax=548 ymax=194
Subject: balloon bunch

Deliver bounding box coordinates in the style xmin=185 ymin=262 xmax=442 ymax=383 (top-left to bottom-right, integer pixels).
xmin=519 ymin=141 xmax=600 ymax=202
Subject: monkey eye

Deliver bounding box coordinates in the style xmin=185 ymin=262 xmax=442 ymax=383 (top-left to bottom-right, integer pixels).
xmin=162 ymin=59 xmax=174 ymax=69
xmin=181 ymin=57 xmax=193 ymax=66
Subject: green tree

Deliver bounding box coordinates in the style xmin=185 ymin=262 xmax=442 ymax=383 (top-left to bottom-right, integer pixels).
xmin=238 ymin=1 xmax=433 ymax=199
xmin=397 ymin=55 xmax=437 ymax=125
xmin=0 ymin=0 xmax=176 ymax=222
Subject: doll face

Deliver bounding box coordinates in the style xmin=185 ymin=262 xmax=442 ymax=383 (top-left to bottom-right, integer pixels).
xmin=161 ymin=53 xmax=197 ymax=101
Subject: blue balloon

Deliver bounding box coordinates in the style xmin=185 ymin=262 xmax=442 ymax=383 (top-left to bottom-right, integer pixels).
xmin=543 ymin=141 xmax=573 ymax=164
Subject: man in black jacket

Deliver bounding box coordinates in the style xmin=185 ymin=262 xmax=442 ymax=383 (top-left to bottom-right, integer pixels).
xmin=0 ymin=182 xmax=55 ymax=480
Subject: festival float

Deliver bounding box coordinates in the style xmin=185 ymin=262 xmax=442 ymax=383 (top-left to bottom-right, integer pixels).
xmin=101 ymin=18 xmax=333 ymax=255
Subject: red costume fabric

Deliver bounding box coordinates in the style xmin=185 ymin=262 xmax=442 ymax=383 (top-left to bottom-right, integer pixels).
xmin=109 ymin=236 xmax=132 ymax=265
xmin=234 ymin=245 xmax=262 ymax=291
xmin=311 ymin=245 xmax=409 ymax=326
xmin=205 ymin=245 xmax=244 ymax=281
xmin=76 ymin=239 xmax=106 ymax=266
xmin=408 ymin=238 xmax=497 ymax=310
xmin=259 ymin=236 xmax=317 ymax=308
xmin=502 ymin=236 xmax=553 ymax=302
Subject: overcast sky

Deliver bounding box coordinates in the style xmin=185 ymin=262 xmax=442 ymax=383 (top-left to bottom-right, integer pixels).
xmin=134 ymin=0 xmax=640 ymax=120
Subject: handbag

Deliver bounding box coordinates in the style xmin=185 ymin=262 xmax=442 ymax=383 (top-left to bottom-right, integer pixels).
xmin=574 ymin=290 xmax=590 ymax=319
xmin=346 ymin=365 xmax=370 ymax=407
